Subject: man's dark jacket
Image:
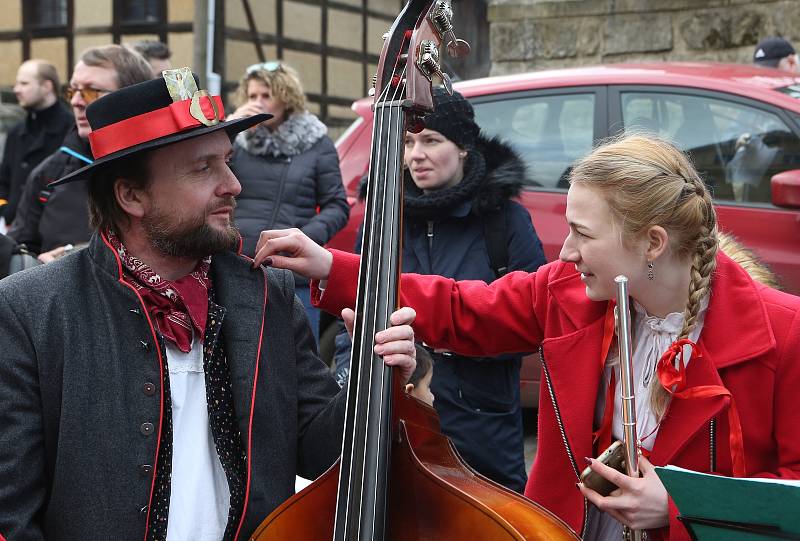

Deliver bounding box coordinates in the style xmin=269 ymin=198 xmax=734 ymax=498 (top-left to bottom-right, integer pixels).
xmin=7 ymin=128 xmax=92 ymax=253
xmin=0 ymin=101 xmax=72 ymax=223
xmin=0 ymin=233 xmax=346 ymax=540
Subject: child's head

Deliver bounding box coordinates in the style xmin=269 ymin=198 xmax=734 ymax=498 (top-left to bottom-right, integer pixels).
xmin=405 ymin=345 xmax=434 ymax=406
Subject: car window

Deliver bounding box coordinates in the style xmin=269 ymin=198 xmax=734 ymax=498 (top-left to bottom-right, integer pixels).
xmin=473 ymin=93 xmax=595 ymax=189
xmin=621 ymin=91 xmax=800 ymax=204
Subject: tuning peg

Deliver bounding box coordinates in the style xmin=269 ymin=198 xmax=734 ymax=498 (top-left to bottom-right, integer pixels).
xmin=429 ymin=0 xmax=471 ymax=59
xmin=446 ymin=38 xmax=470 ymax=59
xmin=439 ymin=72 xmax=453 ymax=95
xmin=416 ymin=40 xmax=449 ymax=90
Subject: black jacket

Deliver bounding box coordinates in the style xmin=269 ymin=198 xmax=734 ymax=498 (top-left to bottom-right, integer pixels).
xmin=0 ymin=101 xmax=72 ymax=223
xmin=229 ymin=113 xmax=349 ymax=258
xmin=7 ymin=128 xmax=92 ymax=254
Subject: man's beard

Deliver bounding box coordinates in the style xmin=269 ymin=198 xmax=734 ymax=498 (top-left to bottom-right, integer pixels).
xmin=142 ymin=198 xmax=239 ymax=259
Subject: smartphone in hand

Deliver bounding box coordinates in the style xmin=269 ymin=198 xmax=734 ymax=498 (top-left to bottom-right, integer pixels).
xmin=580 ymin=440 xmax=627 ymax=497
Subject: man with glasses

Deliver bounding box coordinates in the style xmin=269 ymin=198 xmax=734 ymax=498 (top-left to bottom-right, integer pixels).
xmin=7 ymin=44 xmax=152 ymax=261
xmin=0 ymin=60 xmax=72 ymax=227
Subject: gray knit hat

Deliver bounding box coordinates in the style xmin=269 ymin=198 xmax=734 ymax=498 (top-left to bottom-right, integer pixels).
xmin=422 ymin=87 xmax=480 ymax=149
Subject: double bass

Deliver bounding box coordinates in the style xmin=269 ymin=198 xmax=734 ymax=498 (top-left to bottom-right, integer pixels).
xmin=251 ymin=1 xmax=580 ymax=539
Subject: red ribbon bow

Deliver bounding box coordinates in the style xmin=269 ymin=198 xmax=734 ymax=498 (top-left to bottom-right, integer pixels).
xmin=656 ymin=338 xmax=696 ymax=393
xmin=656 ymin=337 xmax=747 ymax=477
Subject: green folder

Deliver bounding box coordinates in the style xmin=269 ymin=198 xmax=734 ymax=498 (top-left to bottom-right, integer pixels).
xmin=655 ymin=465 xmax=800 ymax=540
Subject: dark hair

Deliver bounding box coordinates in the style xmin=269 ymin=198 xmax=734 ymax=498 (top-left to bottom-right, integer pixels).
xmin=126 ymin=40 xmax=172 ymax=61
xmin=80 ymin=44 xmax=153 ymax=89
xmin=408 ymin=345 xmax=434 ymax=387
xmin=87 ymin=153 xmax=151 ymax=232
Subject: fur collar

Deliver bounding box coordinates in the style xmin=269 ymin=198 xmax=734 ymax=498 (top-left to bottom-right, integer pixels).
xmin=468 ymin=134 xmax=528 ymax=214
xmin=235 ymin=112 xmax=327 ymax=158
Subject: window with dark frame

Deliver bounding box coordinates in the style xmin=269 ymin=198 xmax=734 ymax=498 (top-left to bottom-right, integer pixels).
xmin=25 ymin=0 xmax=68 ymax=29
xmin=119 ymin=0 xmax=161 ymax=25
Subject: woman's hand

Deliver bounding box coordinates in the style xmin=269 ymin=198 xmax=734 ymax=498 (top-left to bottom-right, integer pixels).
xmin=578 ymin=455 xmax=669 ymax=530
xmin=253 ymin=228 xmax=333 ymax=280
xmin=342 ymin=306 xmax=417 ymax=384
xmin=227 ymin=102 xmax=268 ymax=124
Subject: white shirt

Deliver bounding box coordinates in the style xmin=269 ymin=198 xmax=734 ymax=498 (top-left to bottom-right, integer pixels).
xmin=165 ymin=337 xmax=231 ymax=541
xmin=585 ymin=297 xmax=709 ymax=541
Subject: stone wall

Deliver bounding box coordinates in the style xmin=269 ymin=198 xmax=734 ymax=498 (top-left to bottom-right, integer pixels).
xmin=488 ymin=0 xmax=800 ymax=75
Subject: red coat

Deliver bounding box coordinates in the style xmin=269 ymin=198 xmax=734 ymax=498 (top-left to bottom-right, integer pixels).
xmin=314 ymin=249 xmax=800 ymax=540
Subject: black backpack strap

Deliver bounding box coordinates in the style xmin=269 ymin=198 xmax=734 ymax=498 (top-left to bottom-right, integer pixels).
xmin=482 ymin=205 xmax=509 ymax=279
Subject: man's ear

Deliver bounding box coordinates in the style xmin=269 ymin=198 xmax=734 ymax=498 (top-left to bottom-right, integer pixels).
xmin=645 ymin=225 xmax=669 ymax=262
xmin=113 ymin=178 xmax=147 ymax=219
xmin=404 ymin=383 xmax=415 ymax=394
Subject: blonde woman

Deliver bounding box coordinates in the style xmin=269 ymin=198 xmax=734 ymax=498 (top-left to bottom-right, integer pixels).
xmin=227 ymin=61 xmax=348 ymax=342
xmin=251 ymin=135 xmax=800 ymax=541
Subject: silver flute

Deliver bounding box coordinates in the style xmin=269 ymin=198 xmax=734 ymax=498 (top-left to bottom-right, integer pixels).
xmin=615 ymin=275 xmax=643 ymax=541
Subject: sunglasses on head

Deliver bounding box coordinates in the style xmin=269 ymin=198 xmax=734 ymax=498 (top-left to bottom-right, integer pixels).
xmin=64 ymin=86 xmax=111 ymax=105
xmin=246 ymin=61 xmax=284 ymax=75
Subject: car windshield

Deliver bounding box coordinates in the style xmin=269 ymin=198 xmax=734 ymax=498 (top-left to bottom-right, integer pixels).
xmin=776 ymin=84 xmax=800 ymax=99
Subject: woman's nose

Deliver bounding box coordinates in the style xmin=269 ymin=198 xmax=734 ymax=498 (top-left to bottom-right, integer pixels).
xmin=559 ymin=235 xmax=578 ymax=263
xmin=407 ymin=142 xmax=424 ymax=160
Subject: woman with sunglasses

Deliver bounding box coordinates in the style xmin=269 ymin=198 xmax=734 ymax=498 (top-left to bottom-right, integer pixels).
xmin=252 ymin=134 xmax=800 ymax=541
xmin=227 ymin=61 xmax=349 ymax=344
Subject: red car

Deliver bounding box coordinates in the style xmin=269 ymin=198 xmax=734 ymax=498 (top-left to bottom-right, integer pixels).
xmin=327 ymin=62 xmax=800 ymax=406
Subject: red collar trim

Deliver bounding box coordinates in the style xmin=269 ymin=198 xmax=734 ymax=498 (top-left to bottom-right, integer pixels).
xmin=88 ymin=94 xmax=224 ymax=159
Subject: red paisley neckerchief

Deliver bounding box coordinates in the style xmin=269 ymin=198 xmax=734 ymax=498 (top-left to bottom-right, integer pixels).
xmin=107 ymin=229 xmax=211 ymax=353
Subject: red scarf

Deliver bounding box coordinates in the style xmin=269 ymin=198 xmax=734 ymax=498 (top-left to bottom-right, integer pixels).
xmin=107 ymin=229 xmax=211 ymax=353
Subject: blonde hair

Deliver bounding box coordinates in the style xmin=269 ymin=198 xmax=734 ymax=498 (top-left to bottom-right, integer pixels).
xmin=570 ymin=135 xmax=718 ymax=419
xmin=718 ymin=231 xmax=780 ymax=289
xmin=235 ymin=62 xmax=306 ymax=117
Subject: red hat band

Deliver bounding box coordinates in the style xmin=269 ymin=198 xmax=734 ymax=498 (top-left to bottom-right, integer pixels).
xmin=88 ymin=92 xmax=225 ymax=160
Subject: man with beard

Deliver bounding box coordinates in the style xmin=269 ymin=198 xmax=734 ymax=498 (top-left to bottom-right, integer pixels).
xmin=0 ymin=60 xmax=72 ymax=226
xmin=0 ymin=70 xmax=416 ymax=540
xmin=8 ymin=44 xmax=152 ymax=260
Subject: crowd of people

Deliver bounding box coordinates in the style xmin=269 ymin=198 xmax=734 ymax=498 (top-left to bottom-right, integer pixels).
xmin=0 ymin=33 xmax=797 ymax=541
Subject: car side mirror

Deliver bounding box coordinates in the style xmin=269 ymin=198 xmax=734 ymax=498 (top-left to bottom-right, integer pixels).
xmin=771 ymin=169 xmax=800 ymax=208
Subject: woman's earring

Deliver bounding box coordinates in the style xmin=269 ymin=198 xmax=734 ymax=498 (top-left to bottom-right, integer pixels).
xmin=647 ymin=261 xmax=654 ymax=281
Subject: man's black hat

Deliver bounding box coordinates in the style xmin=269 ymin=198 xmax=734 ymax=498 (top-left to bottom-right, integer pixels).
xmin=52 ymin=68 xmax=270 ymax=185
xmin=753 ymin=37 xmax=796 ymax=67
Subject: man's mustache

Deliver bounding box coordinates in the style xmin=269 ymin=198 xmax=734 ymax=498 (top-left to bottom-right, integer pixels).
xmin=210 ymin=197 xmax=237 ymax=213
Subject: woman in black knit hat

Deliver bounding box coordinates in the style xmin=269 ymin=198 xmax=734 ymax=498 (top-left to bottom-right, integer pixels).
xmin=334 ymin=87 xmax=547 ymax=492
